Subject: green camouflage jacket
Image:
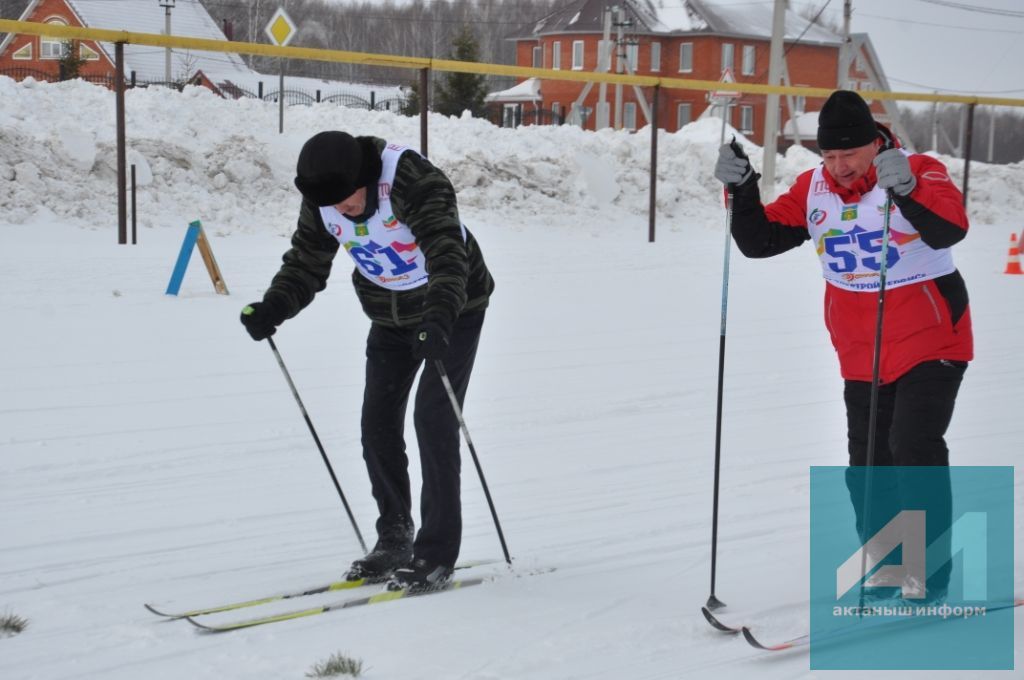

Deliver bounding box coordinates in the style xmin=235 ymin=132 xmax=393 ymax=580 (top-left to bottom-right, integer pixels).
xmin=263 ymin=138 xmax=494 ymax=332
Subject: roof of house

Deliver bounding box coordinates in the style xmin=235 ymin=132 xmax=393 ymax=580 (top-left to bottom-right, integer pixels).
xmin=525 ymin=0 xmax=841 ymax=44
xmin=485 ymin=77 xmax=543 ymax=103
xmin=1 ymin=0 xmax=253 ymax=80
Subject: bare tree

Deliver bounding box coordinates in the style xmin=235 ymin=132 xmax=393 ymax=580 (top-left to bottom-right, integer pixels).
xmin=899 ymin=104 xmax=1024 ymax=164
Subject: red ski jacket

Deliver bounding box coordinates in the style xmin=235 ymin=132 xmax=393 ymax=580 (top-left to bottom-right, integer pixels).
xmin=727 ymin=130 xmax=972 ymax=383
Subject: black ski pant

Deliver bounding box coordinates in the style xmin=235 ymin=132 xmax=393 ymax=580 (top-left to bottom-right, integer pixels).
xmin=360 ymin=311 xmax=484 ymax=568
xmin=843 ymin=359 xmax=967 ymax=592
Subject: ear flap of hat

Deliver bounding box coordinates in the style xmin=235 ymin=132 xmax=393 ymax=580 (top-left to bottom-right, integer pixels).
xmin=354 ymin=137 xmax=383 ymax=187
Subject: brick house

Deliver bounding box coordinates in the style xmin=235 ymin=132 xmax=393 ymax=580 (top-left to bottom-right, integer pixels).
xmin=0 ymin=0 xmax=252 ymax=88
xmin=494 ymin=0 xmax=896 ymax=149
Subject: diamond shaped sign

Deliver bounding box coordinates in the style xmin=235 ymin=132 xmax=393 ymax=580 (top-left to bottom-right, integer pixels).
xmin=264 ymin=7 xmax=297 ymax=47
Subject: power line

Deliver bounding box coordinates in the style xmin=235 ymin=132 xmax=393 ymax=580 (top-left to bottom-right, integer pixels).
xmin=911 ymin=0 xmax=1024 ymax=18
xmin=887 ymin=75 xmax=1024 ymax=95
xmin=856 ymin=11 xmax=1023 ymax=34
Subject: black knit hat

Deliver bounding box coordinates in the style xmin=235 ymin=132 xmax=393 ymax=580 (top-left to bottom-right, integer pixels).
xmin=817 ymin=90 xmax=879 ymax=150
xmin=294 ymin=131 xmax=382 ymax=206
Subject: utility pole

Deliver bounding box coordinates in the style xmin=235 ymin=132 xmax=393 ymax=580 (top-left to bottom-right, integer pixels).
xmin=761 ymin=0 xmax=786 ymax=200
xmin=597 ymin=7 xmax=612 ymax=129
xmin=158 ymin=0 xmax=175 ymax=83
xmin=837 ymin=0 xmax=852 ymax=89
xmin=987 ymin=106 xmax=996 ymax=163
xmin=931 ymin=96 xmax=939 ymax=152
xmin=614 ymin=5 xmax=626 ymax=130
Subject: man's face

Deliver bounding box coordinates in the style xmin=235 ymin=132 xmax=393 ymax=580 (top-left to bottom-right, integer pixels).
xmin=333 ymin=186 xmax=367 ymax=217
xmin=822 ymin=140 xmax=881 ymax=189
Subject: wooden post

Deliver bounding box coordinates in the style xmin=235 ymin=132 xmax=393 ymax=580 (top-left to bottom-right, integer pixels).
xmin=131 ymin=164 xmax=137 ymax=245
xmin=115 ymin=42 xmax=127 ymax=245
xmin=962 ymin=102 xmax=975 ymax=208
xmin=278 ymin=61 xmax=285 ymax=134
xmin=649 ymin=85 xmax=660 ymax=243
xmin=419 ymin=67 xmax=429 ymax=157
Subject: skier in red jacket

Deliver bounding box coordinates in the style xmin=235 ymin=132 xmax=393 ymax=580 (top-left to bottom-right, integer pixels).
xmin=714 ymin=90 xmax=971 ymax=602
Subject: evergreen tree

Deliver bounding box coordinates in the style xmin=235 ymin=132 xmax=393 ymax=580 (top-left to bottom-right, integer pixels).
xmin=58 ymin=40 xmax=86 ymax=80
xmin=402 ymin=78 xmax=422 ymax=117
xmin=433 ymin=26 xmax=488 ymax=118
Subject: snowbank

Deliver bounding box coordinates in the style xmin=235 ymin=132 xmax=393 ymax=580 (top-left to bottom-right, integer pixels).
xmin=1 ymin=77 xmax=1020 ymax=233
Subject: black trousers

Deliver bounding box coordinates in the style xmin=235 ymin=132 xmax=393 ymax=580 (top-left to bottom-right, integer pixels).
xmin=360 ymin=312 xmax=484 ymax=568
xmin=843 ymin=359 xmax=967 ymax=591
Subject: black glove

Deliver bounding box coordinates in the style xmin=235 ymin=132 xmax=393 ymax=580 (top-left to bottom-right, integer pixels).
xmin=240 ymin=299 xmax=286 ymax=341
xmin=411 ymin=321 xmax=449 ymax=362
xmin=714 ymin=136 xmax=755 ymax=188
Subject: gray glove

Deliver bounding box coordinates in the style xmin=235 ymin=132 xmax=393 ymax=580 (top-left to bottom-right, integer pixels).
xmin=873 ymin=148 xmax=916 ymax=196
xmin=714 ymin=139 xmax=755 ymax=187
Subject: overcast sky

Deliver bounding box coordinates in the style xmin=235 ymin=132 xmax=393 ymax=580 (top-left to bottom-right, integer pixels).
xmin=807 ymin=0 xmax=1022 ymax=99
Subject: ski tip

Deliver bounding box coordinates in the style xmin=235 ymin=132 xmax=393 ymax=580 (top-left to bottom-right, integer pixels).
xmin=184 ymin=615 xmax=225 ymax=632
xmin=741 ymin=626 xmax=793 ymax=651
xmin=701 ymin=606 xmax=739 ymax=633
xmin=740 ymin=627 xmax=768 ymax=649
xmin=144 ymin=603 xmax=178 ymax=618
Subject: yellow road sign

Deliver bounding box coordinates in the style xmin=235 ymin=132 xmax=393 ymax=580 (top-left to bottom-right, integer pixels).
xmin=264 ymin=7 xmax=296 ymax=47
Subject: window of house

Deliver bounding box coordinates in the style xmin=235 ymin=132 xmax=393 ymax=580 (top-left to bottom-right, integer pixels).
xmin=679 ymin=43 xmax=693 ymax=73
xmin=503 ymin=104 xmax=520 ymax=128
xmin=532 ymin=45 xmax=541 ymax=68
xmin=721 ymin=43 xmax=734 ymax=73
xmin=855 ymin=52 xmax=865 ymax=74
xmin=596 ymin=101 xmax=610 ymax=129
xmin=741 ymin=45 xmax=755 ymax=76
xmin=40 ymin=39 xmax=65 ymax=59
xmin=677 ymin=102 xmax=692 ymax=129
xmin=650 ymin=42 xmax=661 ymax=72
xmin=12 ymin=43 xmax=33 ymax=60
xmin=552 ymin=41 xmax=561 ymax=70
xmin=740 ymin=105 xmax=754 ymax=133
xmin=552 ymin=101 xmax=562 ymax=123
xmin=794 ymin=94 xmax=806 ymax=113
xmin=572 ymin=40 xmax=584 ymax=70
xmin=626 ymin=43 xmax=639 ymax=72
xmin=40 ymin=17 xmax=69 ymax=60
xmin=624 ymin=102 xmax=637 ymax=131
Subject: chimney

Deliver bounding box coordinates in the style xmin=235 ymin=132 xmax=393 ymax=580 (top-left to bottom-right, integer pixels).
xmin=222 ymin=18 xmax=233 ymax=41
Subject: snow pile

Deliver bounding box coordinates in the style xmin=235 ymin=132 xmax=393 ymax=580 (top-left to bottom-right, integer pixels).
xmin=1 ymin=76 xmax=1021 ymax=234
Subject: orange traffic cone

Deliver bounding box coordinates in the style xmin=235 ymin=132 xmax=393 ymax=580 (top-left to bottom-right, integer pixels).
xmin=1006 ymin=233 xmax=1023 ymax=275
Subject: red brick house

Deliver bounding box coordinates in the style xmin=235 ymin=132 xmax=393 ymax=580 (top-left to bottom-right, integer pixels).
xmin=0 ymin=0 xmax=252 ymax=88
xmin=493 ymin=0 xmax=899 ymax=149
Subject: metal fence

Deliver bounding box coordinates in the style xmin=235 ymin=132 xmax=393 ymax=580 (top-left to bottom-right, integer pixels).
xmin=0 ymin=66 xmax=410 ymax=112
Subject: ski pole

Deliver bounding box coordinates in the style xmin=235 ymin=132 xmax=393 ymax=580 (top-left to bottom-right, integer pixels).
xmin=267 ymin=336 xmax=368 ymax=554
xmin=706 ymin=181 xmax=734 ymax=612
xmin=434 ymin=358 xmax=512 ymax=566
xmin=858 ymin=190 xmax=895 ymax=610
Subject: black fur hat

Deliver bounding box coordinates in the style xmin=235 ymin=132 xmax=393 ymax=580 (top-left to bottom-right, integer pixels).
xmin=817 ymin=90 xmax=879 ymax=150
xmin=293 ymin=131 xmax=382 ymax=206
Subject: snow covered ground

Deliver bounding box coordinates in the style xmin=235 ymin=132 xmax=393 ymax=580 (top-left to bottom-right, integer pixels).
xmin=1 ymin=78 xmax=1022 ymax=679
